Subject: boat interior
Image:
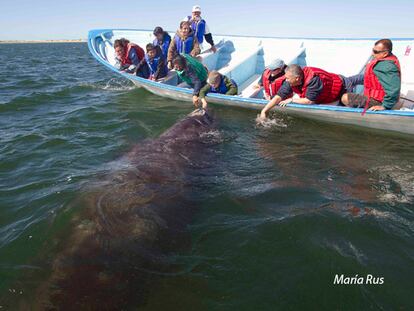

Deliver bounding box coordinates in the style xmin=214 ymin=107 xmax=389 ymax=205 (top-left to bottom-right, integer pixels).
xmin=90 ymin=29 xmax=414 ymax=106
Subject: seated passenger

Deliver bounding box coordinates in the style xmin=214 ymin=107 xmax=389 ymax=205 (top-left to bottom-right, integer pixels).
xmin=153 ymin=26 xmax=171 ymax=58
xmin=173 ymin=54 xmax=207 ymax=107
xmin=114 ymin=38 xmax=145 ymax=74
xmin=259 ymin=64 xmax=345 ymax=119
xmin=136 ymin=43 xmax=168 ymax=81
xmin=167 ymin=21 xmax=201 ymax=70
xmin=254 ymin=59 xmax=287 ymax=100
xmin=341 ymin=39 xmax=401 ymax=111
xmin=184 ymin=5 xmax=216 ymax=52
xmin=199 ymin=71 xmax=238 ymax=109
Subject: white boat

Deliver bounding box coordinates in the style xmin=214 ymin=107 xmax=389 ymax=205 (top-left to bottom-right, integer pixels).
xmin=88 ymin=29 xmax=414 ymax=136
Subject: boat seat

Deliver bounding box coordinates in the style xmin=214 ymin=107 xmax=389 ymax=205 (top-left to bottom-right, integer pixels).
xmin=219 ymin=45 xmax=264 ymax=87
xmin=239 ymin=74 xmax=262 ymax=98
xmin=102 ymin=38 xmax=117 ymax=66
xmin=199 ymin=40 xmax=234 ymax=71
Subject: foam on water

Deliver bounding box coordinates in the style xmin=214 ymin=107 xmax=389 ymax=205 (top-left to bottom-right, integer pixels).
xmin=370 ymin=164 xmax=414 ymax=204
xmin=255 ymin=114 xmax=290 ymax=129
xmin=80 ymin=78 xmax=136 ymax=91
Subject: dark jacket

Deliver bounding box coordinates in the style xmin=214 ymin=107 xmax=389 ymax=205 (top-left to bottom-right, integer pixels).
xmin=199 ymin=75 xmax=238 ymax=98
xmin=136 ymin=46 xmax=168 ymax=80
xmin=180 ymin=66 xmax=206 ymax=96
xmin=153 ymin=32 xmax=171 ymax=58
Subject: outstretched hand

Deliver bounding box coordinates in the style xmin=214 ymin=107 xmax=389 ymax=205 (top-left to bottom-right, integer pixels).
xmin=279 ymin=98 xmax=293 ymax=107
xmin=258 ymin=110 xmax=268 ymax=121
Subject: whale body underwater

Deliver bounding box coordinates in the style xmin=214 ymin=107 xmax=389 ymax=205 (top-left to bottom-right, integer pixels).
xmin=23 ymin=109 xmax=219 ymax=310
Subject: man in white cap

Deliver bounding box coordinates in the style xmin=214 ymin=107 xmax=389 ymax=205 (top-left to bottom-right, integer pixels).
xmin=254 ymin=59 xmax=287 ymax=100
xmin=184 ymin=5 xmax=216 ymax=52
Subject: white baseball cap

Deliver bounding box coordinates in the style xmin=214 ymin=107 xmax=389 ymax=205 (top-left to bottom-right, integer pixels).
xmin=192 ymin=5 xmax=201 ymax=12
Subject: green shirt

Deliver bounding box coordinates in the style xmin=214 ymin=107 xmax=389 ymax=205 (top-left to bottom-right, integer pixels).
xmin=373 ymin=60 xmax=401 ymax=109
xmin=199 ymin=75 xmax=238 ymax=98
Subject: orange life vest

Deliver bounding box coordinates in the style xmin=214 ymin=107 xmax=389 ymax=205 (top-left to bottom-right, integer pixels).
xmin=262 ymin=69 xmax=286 ymax=98
xmin=121 ymin=43 xmax=145 ymax=66
xmin=363 ymin=54 xmax=401 ymax=102
xmin=291 ymin=67 xmax=344 ymax=104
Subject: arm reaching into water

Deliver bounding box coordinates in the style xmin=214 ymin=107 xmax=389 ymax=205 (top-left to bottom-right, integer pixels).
xmin=259 ymin=95 xmax=283 ymax=119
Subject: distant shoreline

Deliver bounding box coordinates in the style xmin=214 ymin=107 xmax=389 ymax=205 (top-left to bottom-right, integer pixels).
xmin=0 ymin=39 xmax=86 ymax=44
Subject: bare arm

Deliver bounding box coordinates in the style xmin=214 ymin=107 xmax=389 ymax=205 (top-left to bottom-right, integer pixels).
xmin=260 ymin=95 xmax=282 ymax=119
xmin=280 ymin=97 xmax=314 ymax=106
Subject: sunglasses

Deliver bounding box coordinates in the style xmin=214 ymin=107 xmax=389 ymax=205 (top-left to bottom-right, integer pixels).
xmin=372 ymin=48 xmax=389 ymax=54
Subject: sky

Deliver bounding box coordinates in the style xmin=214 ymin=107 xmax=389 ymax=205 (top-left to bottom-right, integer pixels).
xmin=0 ymin=0 xmax=413 ymax=40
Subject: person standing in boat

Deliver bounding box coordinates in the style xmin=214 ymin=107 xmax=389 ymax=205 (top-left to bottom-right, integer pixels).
xmin=254 ymin=59 xmax=288 ymax=100
xmin=341 ymin=39 xmax=401 ymax=111
xmin=258 ymin=64 xmax=345 ymax=119
xmin=199 ymin=71 xmax=238 ymax=109
xmin=153 ymin=26 xmax=171 ymax=58
xmin=184 ymin=5 xmax=216 ymax=53
xmin=172 ymin=54 xmax=208 ymax=107
xmin=114 ymin=38 xmax=145 ymax=74
xmin=135 ymin=44 xmax=168 ymax=81
xmin=167 ymin=21 xmax=201 ymax=70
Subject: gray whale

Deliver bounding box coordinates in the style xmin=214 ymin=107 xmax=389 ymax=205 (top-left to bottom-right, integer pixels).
xmin=30 ymin=109 xmax=217 ymax=310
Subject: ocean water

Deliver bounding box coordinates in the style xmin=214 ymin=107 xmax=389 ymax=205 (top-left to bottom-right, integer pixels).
xmin=0 ymin=43 xmax=413 ymax=310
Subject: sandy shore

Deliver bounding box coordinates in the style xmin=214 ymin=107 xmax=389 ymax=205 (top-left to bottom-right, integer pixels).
xmin=0 ymin=39 xmax=86 ymax=44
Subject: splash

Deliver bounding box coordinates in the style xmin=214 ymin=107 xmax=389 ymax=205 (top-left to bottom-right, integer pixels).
xmin=255 ymin=114 xmax=289 ymax=129
xmin=80 ymin=78 xmax=136 ymax=92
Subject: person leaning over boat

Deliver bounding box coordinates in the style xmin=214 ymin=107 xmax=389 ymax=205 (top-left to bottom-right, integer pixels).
xmin=199 ymin=71 xmax=238 ymax=109
xmin=114 ymin=38 xmax=145 ymax=74
xmin=259 ymin=64 xmax=345 ymax=119
xmin=341 ymin=39 xmax=401 ymax=111
xmin=183 ymin=5 xmax=216 ymax=53
xmin=173 ymin=54 xmax=208 ymax=107
xmin=254 ymin=59 xmax=287 ymax=100
xmin=153 ymin=26 xmax=171 ymax=58
xmin=135 ymin=44 xmax=168 ymax=81
xmin=167 ymin=21 xmax=201 ymax=70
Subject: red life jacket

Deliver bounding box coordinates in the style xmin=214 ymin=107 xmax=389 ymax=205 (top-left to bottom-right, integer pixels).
xmin=121 ymin=43 xmax=145 ymax=66
xmin=291 ymin=67 xmax=344 ymax=104
xmin=363 ymin=54 xmax=401 ymax=102
xmin=262 ymin=69 xmax=285 ymax=98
